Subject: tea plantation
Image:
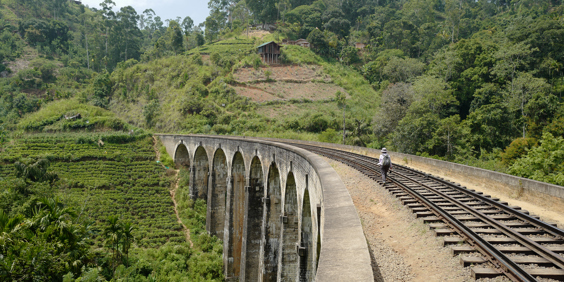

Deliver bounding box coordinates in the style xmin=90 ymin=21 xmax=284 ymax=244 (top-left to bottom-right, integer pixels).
xmin=0 ymin=132 xmax=185 ymax=248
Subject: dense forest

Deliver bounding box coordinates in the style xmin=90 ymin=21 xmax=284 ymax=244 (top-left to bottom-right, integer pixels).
xmin=1 ymin=0 xmax=564 ymax=278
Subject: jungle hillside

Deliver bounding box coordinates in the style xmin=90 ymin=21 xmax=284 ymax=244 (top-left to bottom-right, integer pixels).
xmin=1 ymin=0 xmax=564 ymax=280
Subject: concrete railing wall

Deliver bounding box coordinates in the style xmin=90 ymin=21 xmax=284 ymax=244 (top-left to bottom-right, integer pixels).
xmin=157 ymin=134 xmax=373 ymax=281
xmin=253 ymin=137 xmax=564 ymax=212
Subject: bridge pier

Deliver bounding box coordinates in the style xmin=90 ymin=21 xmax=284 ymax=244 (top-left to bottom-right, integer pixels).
xmin=259 ymin=163 xmax=282 ymax=281
xmin=189 ymin=164 xmax=196 ymax=199
xmin=242 ymin=157 xmax=265 ymax=281
xmin=223 ymin=174 xmax=234 ymax=279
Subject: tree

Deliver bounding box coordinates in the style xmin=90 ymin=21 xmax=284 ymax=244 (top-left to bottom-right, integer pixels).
xmin=340 ymin=46 xmax=360 ymax=65
xmin=382 ymin=56 xmax=425 ymax=83
xmin=205 ymin=16 xmax=220 ymax=43
xmin=492 ymin=42 xmax=537 ymax=93
xmin=323 ymin=8 xmax=350 ymax=38
xmin=508 ymin=132 xmax=564 ymax=185
xmin=0 ymin=125 xmax=6 ymax=145
xmin=116 ymin=6 xmax=142 ymax=62
xmin=168 ymin=20 xmax=184 ymax=54
xmin=508 ymin=72 xmax=550 ymax=138
xmin=143 ymin=99 xmax=161 ymax=127
xmin=429 ymin=45 xmax=461 ymax=82
xmin=336 ymin=91 xmax=346 ymax=144
xmin=247 ymin=0 xmax=278 ymax=23
xmin=283 ymin=4 xmax=322 ymax=38
xmin=232 ymin=0 xmax=252 ymax=37
xmin=463 ymin=103 xmax=515 ymax=152
xmin=373 ymin=83 xmax=414 ymax=138
xmin=443 ymin=0 xmax=465 ymax=43
xmin=103 ymin=215 xmax=122 ymax=274
xmin=120 ymin=222 xmax=135 ymax=266
xmin=409 ymin=75 xmax=457 ymax=117
xmin=181 ymin=16 xmax=194 ymax=35
xmin=430 ymin=115 xmax=462 ymax=156
xmin=91 ymin=71 xmax=112 ymax=108
xmin=100 ymin=0 xmax=116 ymax=69
xmin=14 ymin=158 xmax=58 ymax=183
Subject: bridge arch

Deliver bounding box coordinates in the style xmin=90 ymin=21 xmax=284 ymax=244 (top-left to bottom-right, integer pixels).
xmin=173 ymin=142 xmax=191 ymax=167
xmin=208 ymin=148 xmax=228 ymax=238
xmin=244 ymin=156 xmax=265 ymax=280
xmin=261 ymin=162 xmax=282 ymax=281
xmin=281 ymin=171 xmax=299 ymax=281
xmin=300 ymin=187 xmax=313 ymax=281
xmin=227 ymin=151 xmax=246 ymax=278
xmin=159 ymin=134 xmax=374 ymax=282
xmin=192 ymin=146 xmax=209 ymax=200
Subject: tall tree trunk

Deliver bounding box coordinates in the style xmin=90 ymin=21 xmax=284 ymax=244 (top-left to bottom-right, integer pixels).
xmin=342 ymin=106 xmax=346 ymax=145
xmin=125 ymin=34 xmax=128 ymax=61
xmin=105 ymin=26 xmax=109 ymax=71
xmin=86 ymin=32 xmax=90 ymax=70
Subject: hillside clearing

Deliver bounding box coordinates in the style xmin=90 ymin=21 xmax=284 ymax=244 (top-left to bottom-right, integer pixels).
xmin=233 ymin=81 xmax=348 ymax=102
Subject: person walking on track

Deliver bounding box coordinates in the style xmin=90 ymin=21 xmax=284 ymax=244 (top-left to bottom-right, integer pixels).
xmin=378 ymin=148 xmax=392 ymax=184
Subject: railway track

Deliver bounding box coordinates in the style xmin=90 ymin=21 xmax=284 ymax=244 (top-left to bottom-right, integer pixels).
xmin=291 ymin=143 xmax=564 ymax=282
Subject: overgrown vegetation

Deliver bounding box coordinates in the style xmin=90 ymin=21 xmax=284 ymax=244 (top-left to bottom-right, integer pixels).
xmin=0 ymin=129 xmax=223 ymax=280
xmin=2 ymin=1 xmax=564 ymax=279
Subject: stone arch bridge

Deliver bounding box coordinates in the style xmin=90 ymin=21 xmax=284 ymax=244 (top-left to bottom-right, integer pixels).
xmin=158 ymin=134 xmax=373 ymax=282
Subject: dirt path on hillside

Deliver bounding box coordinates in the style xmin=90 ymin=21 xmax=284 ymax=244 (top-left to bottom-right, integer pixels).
xmin=152 ymin=136 xmax=193 ymax=247
xmin=325 ymin=157 xmax=474 ymax=282
xmin=170 ymin=171 xmax=194 ymax=248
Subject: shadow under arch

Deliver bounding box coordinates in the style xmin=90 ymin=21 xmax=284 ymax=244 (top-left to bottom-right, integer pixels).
xmin=227 ymin=151 xmax=246 ymax=279
xmin=174 ymin=143 xmax=190 ymax=168
xmin=244 ymin=156 xmax=264 ymax=281
xmin=299 ymin=188 xmax=313 ymax=282
xmin=209 ymin=148 xmax=227 ymax=239
xmin=193 ymin=146 xmax=209 ymax=200
xmin=262 ymin=162 xmax=281 ymax=281
xmin=280 ymin=172 xmax=299 ymax=281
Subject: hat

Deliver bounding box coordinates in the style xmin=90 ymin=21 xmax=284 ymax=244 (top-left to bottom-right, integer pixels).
xmin=381 ymin=148 xmax=387 ymax=153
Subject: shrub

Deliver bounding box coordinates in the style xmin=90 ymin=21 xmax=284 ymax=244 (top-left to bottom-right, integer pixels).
xmin=501 ymin=137 xmax=538 ymax=165
xmin=508 ymin=132 xmax=564 ymax=185
xmin=319 ymin=128 xmax=340 ymax=143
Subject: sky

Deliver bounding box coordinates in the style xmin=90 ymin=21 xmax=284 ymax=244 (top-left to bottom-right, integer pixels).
xmin=81 ymin=0 xmax=210 ymax=26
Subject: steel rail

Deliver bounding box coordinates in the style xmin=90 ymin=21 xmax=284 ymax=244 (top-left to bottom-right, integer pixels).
xmin=294 ymin=144 xmax=564 ymax=271
xmin=285 ymin=143 xmax=564 ymax=282
xmin=293 ymin=143 xmax=564 ymax=238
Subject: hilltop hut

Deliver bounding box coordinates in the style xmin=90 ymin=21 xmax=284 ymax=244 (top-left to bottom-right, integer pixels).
xmin=355 ymin=43 xmax=366 ymax=50
xmin=295 ymin=39 xmax=310 ymax=48
xmin=257 ymin=41 xmax=281 ymax=64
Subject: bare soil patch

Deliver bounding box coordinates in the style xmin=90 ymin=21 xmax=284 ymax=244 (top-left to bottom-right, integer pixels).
xmin=5 ymin=46 xmax=38 ymax=77
xmin=256 ymin=103 xmax=300 ymax=119
xmin=326 ymin=157 xmax=472 ymax=282
xmin=233 ymin=81 xmax=347 ymax=103
xmin=242 ymin=30 xmax=272 ymax=39
xmin=234 ymin=65 xmax=331 ymax=83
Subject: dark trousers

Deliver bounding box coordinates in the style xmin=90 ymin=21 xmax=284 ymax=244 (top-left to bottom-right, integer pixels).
xmin=381 ymin=166 xmax=390 ymax=182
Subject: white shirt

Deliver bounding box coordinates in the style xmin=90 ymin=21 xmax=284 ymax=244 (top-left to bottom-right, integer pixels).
xmin=378 ymin=153 xmax=392 ymax=169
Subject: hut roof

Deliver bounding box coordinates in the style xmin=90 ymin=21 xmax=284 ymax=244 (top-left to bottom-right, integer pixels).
xmin=257 ymin=41 xmax=278 ymax=48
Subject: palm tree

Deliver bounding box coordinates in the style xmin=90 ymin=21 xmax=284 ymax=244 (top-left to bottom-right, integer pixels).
xmin=0 ymin=210 xmax=24 ymax=251
xmin=120 ymin=222 xmax=136 ymax=266
xmin=103 ymin=215 xmax=122 ymax=274
xmin=14 ymin=159 xmax=58 ymax=183
xmin=31 ymin=198 xmax=77 ymax=238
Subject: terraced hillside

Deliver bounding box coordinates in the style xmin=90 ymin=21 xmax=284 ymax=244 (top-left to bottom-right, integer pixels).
xmin=0 ymin=132 xmax=185 ymax=248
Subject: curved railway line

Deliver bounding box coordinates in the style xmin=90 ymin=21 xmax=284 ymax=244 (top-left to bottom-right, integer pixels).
xmin=290 ymin=143 xmax=564 ymax=282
